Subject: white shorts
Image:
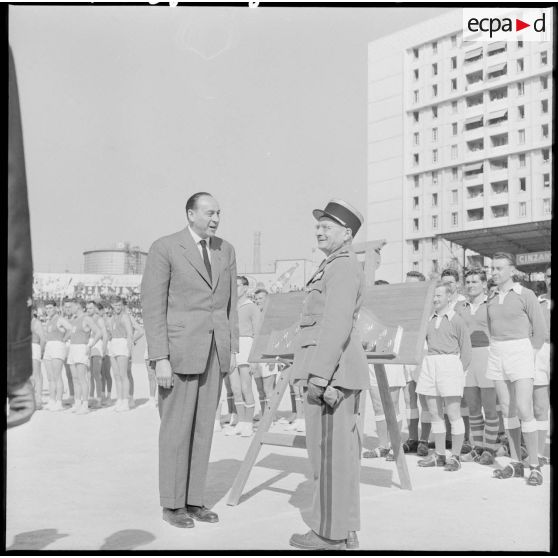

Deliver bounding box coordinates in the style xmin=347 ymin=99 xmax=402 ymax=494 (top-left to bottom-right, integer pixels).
xmin=464 ymin=347 xmax=494 ymax=389
xmin=90 ymin=339 xmax=104 ymax=358
xmin=67 ymin=344 xmax=90 ymax=366
xmin=369 ymin=364 xmax=406 ymax=388
xmin=43 ymin=340 xmax=68 ymax=361
xmin=237 ymin=336 xmax=253 ymax=366
xmin=32 ymin=343 xmax=41 ymax=361
xmin=416 ymin=354 xmax=465 ymax=398
xmin=486 ymin=338 xmax=535 ymax=383
xmin=534 ymin=342 xmax=550 ymax=386
xmin=108 ymin=338 xmax=130 ymax=358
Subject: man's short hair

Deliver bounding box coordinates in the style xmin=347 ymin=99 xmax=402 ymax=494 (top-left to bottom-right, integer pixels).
xmin=434 ymin=281 xmax=453 ymax=295
xmin=185 ymin=192 xmax=213 ymax=214
xmin=441 ymin=268 xmax=459 ymax=282
xmin=464 ymin=268 xmax=487 ymax=282
xmin=406 ymin=270 xmax=426 ymax=281
xmin=254 ymin=288 xmax=268 ymax=296
xmin=374 ymin=279 xmax=389 ymax=285
xmin=45 ymin=299 xmax=57 ymax=307
xmin=492 ymin=252 xmax=515 ymax=266
xmin=237 ymin=276 xmax=249 ymax=287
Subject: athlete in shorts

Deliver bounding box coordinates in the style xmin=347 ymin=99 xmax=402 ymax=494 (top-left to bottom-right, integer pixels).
xmin=487 ymin=253 xmax=546 ymax=485
xmin=459 ymin=269 xmax=499 ymax=465
xmin=86 ymin=301 xmax=109 ymax=407
xmin=416 ymin=282 xmax=472 ymax=472
xmin=67 ymin=299 xmax=101 ymax=414
xmin=108 ymin=295 xmax=133 ymax=412
xmin=31 ymin=309 xmax=46 ymax=410
xmin=43 ymin=300 xmax=72 ymax=411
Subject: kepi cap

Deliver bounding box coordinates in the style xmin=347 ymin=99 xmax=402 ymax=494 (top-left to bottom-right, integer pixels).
xmin=312 ymin=199 xmax=363 ymax=236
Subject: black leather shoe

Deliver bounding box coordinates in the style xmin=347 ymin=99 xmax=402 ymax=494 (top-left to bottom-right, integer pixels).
xmin=186 ymin=505 xmax=219 ymax=523
xmin=162 ymin=507 xmax=195 ymax=528
xmin=289 ymin=530 xmax=346 ymax=550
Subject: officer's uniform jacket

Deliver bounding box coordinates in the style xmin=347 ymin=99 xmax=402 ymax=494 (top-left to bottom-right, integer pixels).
xmin=291 ymin=245 xmax=370 ymax=390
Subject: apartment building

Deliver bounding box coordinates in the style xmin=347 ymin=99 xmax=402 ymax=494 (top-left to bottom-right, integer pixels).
xmin=368 ymin=9 xmax=552 ymax=282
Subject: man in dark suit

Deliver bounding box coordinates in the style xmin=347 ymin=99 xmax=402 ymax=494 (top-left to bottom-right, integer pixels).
xmin=141 ymin=192 xmax=239 ymax=528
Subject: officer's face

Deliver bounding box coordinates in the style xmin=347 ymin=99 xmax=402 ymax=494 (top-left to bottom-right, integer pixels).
xmin=315 ymin=217 xmax=350 ymax=256
xmin=188 ymin=195 xmax=220 ymax=239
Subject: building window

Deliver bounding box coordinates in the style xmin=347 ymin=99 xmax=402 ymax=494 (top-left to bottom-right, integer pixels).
xmin=432 ymin=128 xmax=438 ymax=141
xmin=413 ymin=240 xmax=420 ymax=252
xmin=519 ymin=153 xmax=526 ymax=167
xmin=517 ymin=58 xmax=524 ymax=72
xmin=518 ymin=129 xmax=525 ymax=144
xmin=414 ymin=68 xmax=419 ymax=80
xmin=432 ymin=170 xmax=439 ymax=185
xmin=414 ymin=90 xmax=419 ymax=103
xmin=451 ymin=189 xmax=458 ymax=204
xmin=432 ymin=149 xmax=438 ymax=163
xmin=543 ymin=199 xmax=551 ymax=214
xmin=432 ymin=84 xmax=438 ymax=97
xmin=519 ymin=202 xmax=527 ymax=217
xmin=518 ymin=105 xmax=525 ymax=119
xmin=413 ymin=196 xmax=420 ymax=209
xmin=414 ymin=175 xmax=420 ymax=187
xmin=543 ymin=173 xmax=550 ymax=188
xmin=451 ymin=78 xmax=457 ymax=91
xmin=432 ymin=106 xmax=438 ymax=119
xmin=413 ymin=153 xmax=419 ymax=166
xmin=542 ymin=124 xmax=549 ymax=139
xmin=542 ymin=148 xmax=550 ymax=163
xmin=413 ymin=218 xmax=419 ymax=231
xmin=520 ymin=177 xmax=527 ymax=191
xmin=432 ymin=193 xmax=438 ymax=207
xmin=413 ymin=111 xmax=419 ymax=123
xmin=451 ymin=56 xmax=457 ymax=69
xmin=517 ymin=81 xmax=525 ymax=96
xmin=451 ymin=212 xmax=458 ymax=226
xmin=451 ymin=35 xmax=457 ymax=47
xmin=432 ymin=215 xmax=438 ymax=229
xmin=414 ymin=132 xmax=420 ymax=145
xmin=432 ymin=237 xmax=439 ymax=250
xmin=413 ymin=47 xmax=419 ymax=59
xmin=541 ymin=99 xmax=549 ymax=114
xmin=451 ymin=145 xmax=458 ymax=159
xmin=541 ymin=51 xmax=548 ymax=65
xmin=432 ymin=41 xmax=438 ymax=54
xmin=432 ymin=63 xmax=438 ymax=76
xmin=452 ymin=100 xmax=458 ymax=113
xmin=452 ymin=167 xmax=458 ymax=180
xmin=541 ymin=76 xmax=548 ymax=90
xmin=452 ymin=122 xmax=458 ymax=135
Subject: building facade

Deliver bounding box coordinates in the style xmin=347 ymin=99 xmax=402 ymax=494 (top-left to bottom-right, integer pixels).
xmin=368 ymin=9 xmax=552 ymax=283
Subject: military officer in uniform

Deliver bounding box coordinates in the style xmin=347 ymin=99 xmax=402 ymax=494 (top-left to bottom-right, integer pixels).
xmin=289 ymin=199 xmax=370 ymax=551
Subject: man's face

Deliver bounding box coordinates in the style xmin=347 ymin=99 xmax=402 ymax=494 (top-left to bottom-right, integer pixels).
xmin=188 ymin=195 xmax=220 ymax=239
xmin=433 ymin=286 xmax=450 ymax=312
xmin=491 ymin=258 xmax=514 ymax=286
xmin=465 ymin=274 xmax=485 ymax=298
xmin=315 ymin=217 xmax=349 ymax=255
xmin=254 ymin=291 xmax=267 ymax=310
xmin=237 ymin=280 xmax=248 ymax=298
xmin=45 ymin=304 xmax=55 ymax=318
xmin=545 ymin=267 xmax=551 ymax=290
xmin=86 ymin=302 xmax=96 ymax=317
xmin=112 ymin=301 xmax=123 ymax=314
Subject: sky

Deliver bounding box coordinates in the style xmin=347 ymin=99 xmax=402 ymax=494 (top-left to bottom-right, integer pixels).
xmin=10 ymin=4 xmax=453 ymax=274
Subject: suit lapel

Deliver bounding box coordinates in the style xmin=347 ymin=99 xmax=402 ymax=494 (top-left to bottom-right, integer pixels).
xmin=210 ymin=239 xmax=222 ymax=293
xmin=178 ymin=228 xmax=212 ymax=288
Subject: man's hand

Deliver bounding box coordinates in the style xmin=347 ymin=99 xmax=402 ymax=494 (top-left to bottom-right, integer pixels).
xmin=229 ymin=353 xmax=237 ymax=374
xmin=306 ymin=382 xmax=326 ymax=405
xmin=155 ymin=359 xmax=174 ymax=389
xmin=7 ymin=380 xmax=35 ymax=428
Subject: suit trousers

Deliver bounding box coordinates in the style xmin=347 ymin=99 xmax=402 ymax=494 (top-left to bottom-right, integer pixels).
xmin=158 ymin=339 xmax=223 ymax=509
xmin=304 ymin=387 xmax=362 ymax=540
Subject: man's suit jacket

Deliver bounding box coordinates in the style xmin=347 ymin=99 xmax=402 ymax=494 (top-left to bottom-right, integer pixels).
xmin=291 ymin=246 xmax=370 ymax=390
xmin=141 ymin=228 xmax=239 ymax=375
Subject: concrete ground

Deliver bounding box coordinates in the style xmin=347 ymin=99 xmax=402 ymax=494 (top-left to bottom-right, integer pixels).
xmin=6 ymin=360 xmax=550 ymax=552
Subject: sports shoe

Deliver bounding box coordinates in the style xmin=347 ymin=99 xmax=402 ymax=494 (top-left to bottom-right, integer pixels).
xmin=418 ymin=453 xmax=446 ymax=467
xmin=444 ymin=455 xmax=461 ymax=472
xmin=417 ymin=441 xmax=429 ymax=457
xmin=478 ymin=449 xmax=495 ymax=465
xmin=493 ymin=461 xmax=524 ymax=479
xmin=402 ymin=439 xmax=419 ymax=453
xmin=363 ymin=446 xmax=389 ymax=459
xmin=527 ymin=467 xmax=543 ymax=486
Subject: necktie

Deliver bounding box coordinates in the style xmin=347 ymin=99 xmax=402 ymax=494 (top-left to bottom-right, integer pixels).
xmin=200 ymin=239 xmax=212 ymax=282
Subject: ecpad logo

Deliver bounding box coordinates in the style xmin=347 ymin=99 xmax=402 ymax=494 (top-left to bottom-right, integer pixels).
xmin=463 ymin=8 xmax=551 ymax=42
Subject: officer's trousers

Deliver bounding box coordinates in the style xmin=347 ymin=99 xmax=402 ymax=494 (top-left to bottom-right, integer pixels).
xmin=304 ymin=388 xmax=362 ymax=540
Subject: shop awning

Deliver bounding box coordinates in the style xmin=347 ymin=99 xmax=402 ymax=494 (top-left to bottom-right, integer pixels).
xmin=465 ymin=114 xmax=484 ymax=126
xmin=464 ymin=47 xmax=483 ymax=60
xmin=487 ymin=41 xmax=507 ymax=53
xmin=488 ymin=109 xmax=508 ymax=121
xmin=464 ymin=162 xmax=484 ymax=173
xmin=487 ymin=62 xmax=507 ymax=74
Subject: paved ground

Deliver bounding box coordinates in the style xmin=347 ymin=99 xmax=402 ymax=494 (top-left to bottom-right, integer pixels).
xmin=6 ymin=362 xmax=550 ymax=552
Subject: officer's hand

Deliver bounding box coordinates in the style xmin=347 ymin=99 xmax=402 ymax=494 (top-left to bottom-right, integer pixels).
xmin=7 ymin=380 xmax=36 ymax=429
xmin=229 ymin=353 xmax=237 ymax=374
xmin=155 ymin=359 xmax=174 ymax=389
xmin=323 ymin=385 xmax=342 ymax=409
xmin=306 ymin=382 xmax=325 ymax=405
